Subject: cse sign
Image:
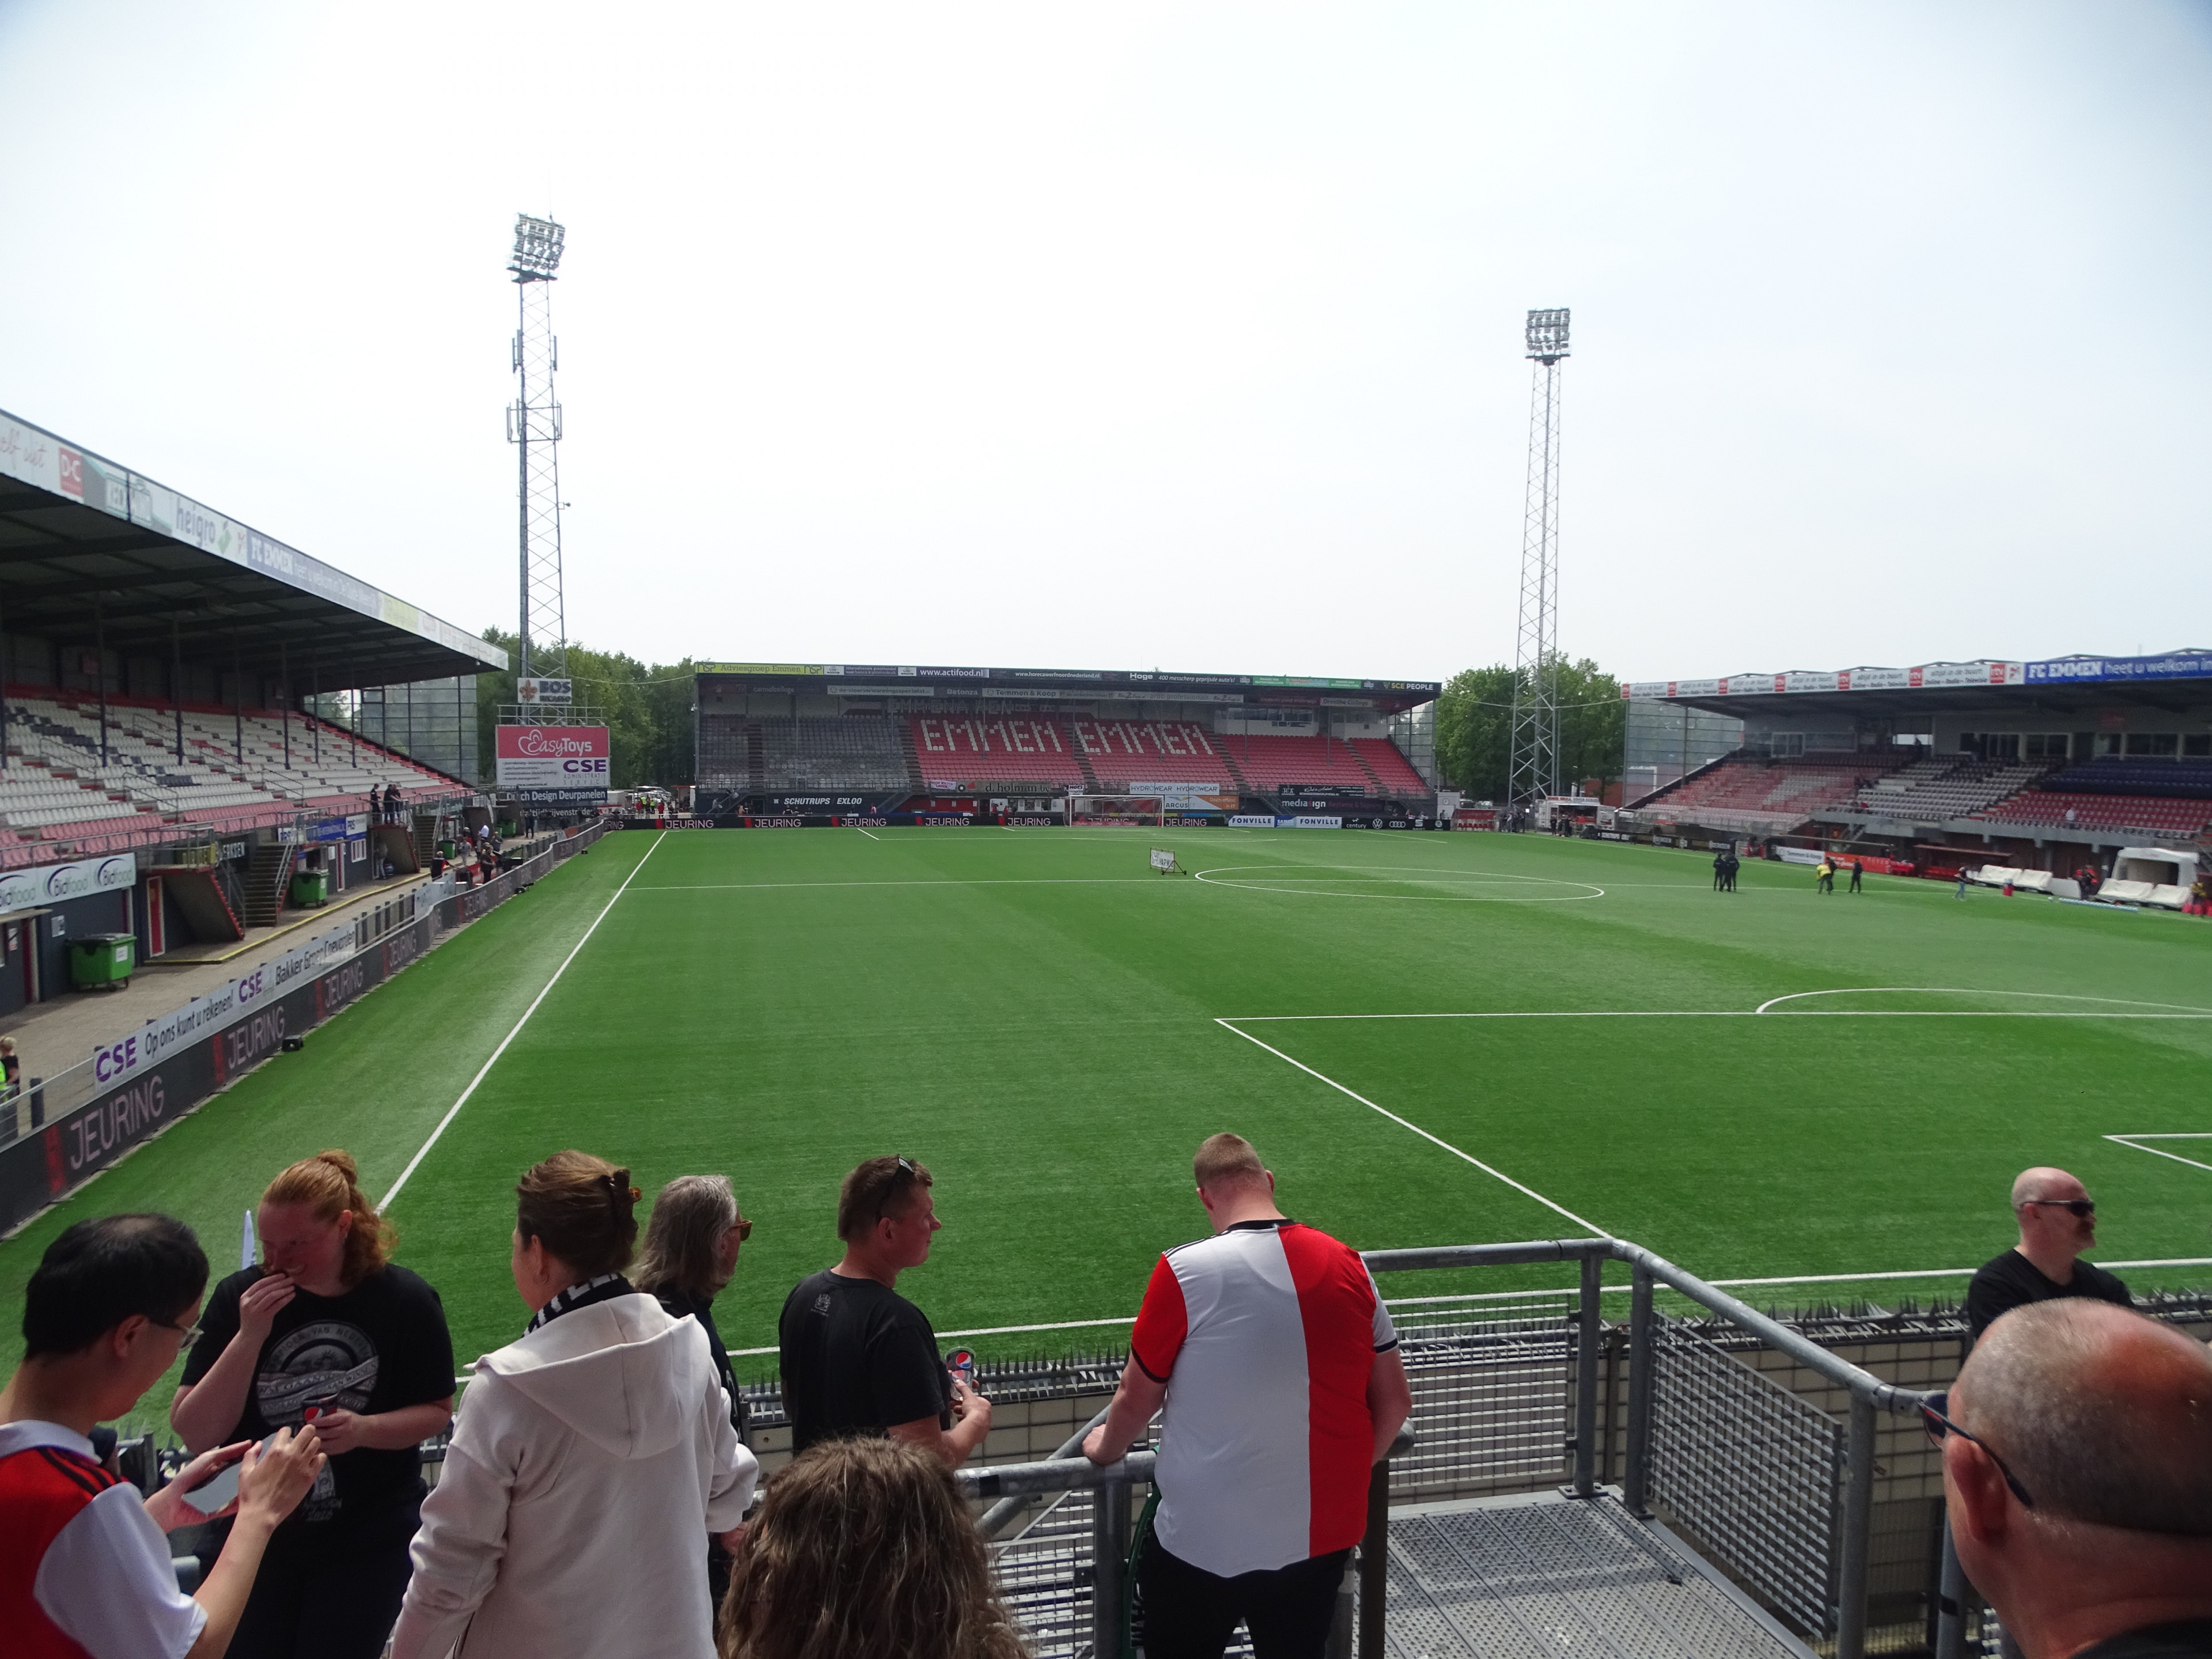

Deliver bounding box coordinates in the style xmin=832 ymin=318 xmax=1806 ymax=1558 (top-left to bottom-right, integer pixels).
xmin=495 ymin=725 xmax=611 ymax=788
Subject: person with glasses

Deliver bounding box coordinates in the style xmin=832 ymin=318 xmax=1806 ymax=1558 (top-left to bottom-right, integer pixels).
xmin=777 ymin=1156 xmax=993 ymax=1466
xmin=635 ymin=1174 xmax=756 ymax=1613
xmin=1 ymin=1214 xmax=326 ymax=1659
xmin=1933 ymin=1298 xmax=2212 ymax=1659
xmin=171 ymin=1152 xmax=454 ymax=1659
xmin=1965 ymin=1167 xmax=2132 ymax=1344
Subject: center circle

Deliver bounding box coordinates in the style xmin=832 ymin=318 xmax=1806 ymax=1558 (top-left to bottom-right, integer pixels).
xmin=1190 ymin=865 xmax=1605 ymax=903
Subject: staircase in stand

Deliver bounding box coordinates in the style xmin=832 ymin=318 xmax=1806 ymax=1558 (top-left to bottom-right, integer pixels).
xmin=1348 ymin=744 xmax=1388 ymax=796
xmin=1074 ymin=745 xmax=1103 ymax=793
xmin=240 ymin=843 xmax=290 ymax=929
xmin=897 ymin=724 xmax=925 ymax=791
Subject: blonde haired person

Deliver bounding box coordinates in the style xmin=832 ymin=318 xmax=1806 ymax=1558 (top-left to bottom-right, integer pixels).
xmin=719 ymin=1437 xmax=1028 ymax=1659
xmin=172 ymin=1151 xmax=454 ymax=1659
xmin=392 ymin=1151 xmax=757 ymax=1659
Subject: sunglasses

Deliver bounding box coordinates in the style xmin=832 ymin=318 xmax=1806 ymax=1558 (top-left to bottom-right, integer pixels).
xmin=2021 ymin=1198 xmax=2094 ymax=1218
xmin=732 ymin=1217 xmax=754 ymax=1243
xmin=876 ymin=1157 xmax=922 ymax=1223
xmin=1921 ymin=1392 xmax=2035 ymax=1509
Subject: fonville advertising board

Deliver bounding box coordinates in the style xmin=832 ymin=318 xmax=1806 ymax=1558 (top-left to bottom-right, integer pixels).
xmin=494 ymin=725 xmax=610 ymax=789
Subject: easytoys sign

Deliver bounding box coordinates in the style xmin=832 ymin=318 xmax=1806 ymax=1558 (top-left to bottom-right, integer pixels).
xmin=495 ymin=725 xmax=611 ymax=788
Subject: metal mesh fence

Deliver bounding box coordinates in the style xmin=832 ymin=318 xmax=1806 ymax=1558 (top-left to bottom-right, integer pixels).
xmin=990 ymin=1487 xmax=1098 ymax=1658
xmin=1650 ymin=1313 xmax=1844 ymax=1640
xmin=1390 ymin=1312 xmax=1574 ymax=1502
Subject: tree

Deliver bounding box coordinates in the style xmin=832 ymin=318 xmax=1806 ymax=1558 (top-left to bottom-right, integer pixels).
xmin=1435 ymin=656 xmax=1623 ymax=801
xmin=475 ymin=629 xmax=698 ymax=790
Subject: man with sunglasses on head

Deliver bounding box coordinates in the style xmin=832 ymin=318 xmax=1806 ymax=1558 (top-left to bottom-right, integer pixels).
xmin=777 ymin=1155 xmax=992 ymax=1466
xmin=1933 ymin=1298 xmax=2212 ymax=1658
xmin=1965 ymin=1168 xmax=2131 ymax=1345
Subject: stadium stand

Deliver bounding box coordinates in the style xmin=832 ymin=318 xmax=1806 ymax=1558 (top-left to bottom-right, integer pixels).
xmin=910 ymin=716 xmax=1089 ymax=787
xmin=1070 ymin=719 xmax=1232 ymax=788
xmin=2 ymin=692 xmax=459 ymax=847
xmin=1213 ymin=733 xmax=1378 ymax=793
xmin=1972 ymin=789 xmax=2212 ymax=840
xmin=761 ymin=717 xmax=911 ymax=791
xmin=1849 ymin=757 xmax=2052 ymax=824
xmin=1629 ymin=752 xmax=1904 ymax=833
xmin=2027 ymin=757 xmax=2212 ymax=800
xmin=1352 ymin=737 xmax=1429 ymax=796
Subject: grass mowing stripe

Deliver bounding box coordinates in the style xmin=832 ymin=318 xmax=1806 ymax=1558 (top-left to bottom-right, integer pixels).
xmin=379 ymin=831 xmax=667 ymax=1210
xmin=1213 ymin=1017 xmax=1608 ymax=1236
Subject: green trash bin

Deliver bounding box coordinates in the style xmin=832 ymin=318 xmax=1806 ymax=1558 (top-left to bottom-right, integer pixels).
xmin=289 ymin=869 xmax=329 ymax=908
xmin=70 ymin=933 xmax=135 ymax=990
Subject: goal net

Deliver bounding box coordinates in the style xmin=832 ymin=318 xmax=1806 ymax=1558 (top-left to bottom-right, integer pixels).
xmin=1069 ymin=794 xmax=1164 ymax=826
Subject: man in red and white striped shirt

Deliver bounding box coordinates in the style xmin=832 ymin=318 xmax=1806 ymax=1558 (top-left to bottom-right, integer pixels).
xmin=1084 ymin=1134 xmax=1412 ymax=1659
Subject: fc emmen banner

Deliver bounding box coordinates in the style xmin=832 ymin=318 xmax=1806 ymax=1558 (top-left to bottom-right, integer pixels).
xmin=495 ymin=725 xmax=611 ymax=788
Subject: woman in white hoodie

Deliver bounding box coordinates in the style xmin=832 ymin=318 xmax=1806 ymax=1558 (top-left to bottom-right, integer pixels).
xmin=390 ymin=1152 xmax=758 ymax=1659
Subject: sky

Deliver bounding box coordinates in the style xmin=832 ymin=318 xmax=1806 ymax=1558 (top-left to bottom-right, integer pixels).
xmin=1 ymin=2 xmax=2207 ymax=686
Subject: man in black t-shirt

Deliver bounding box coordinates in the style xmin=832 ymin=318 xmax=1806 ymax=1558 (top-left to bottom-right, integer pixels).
xmin=778 ymin=1156 xmax=992 ymax=1465
xmin=1965 ymin=1166 xmax=2131 ymax=1344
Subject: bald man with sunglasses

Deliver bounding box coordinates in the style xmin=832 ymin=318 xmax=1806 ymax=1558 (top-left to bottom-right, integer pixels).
xmin=1964 ymin=1168 xmax=2132 ymax=1345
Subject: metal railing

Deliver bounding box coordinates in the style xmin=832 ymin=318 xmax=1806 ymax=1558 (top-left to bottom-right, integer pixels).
xmin=951 ymin=1236 xmax=1945 ymax=1659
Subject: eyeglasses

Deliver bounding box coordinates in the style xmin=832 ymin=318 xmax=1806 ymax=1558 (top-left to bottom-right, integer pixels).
xmin=1921 ymin=1392 xmax=2036 ymax=1508
xmin=2020 ymin=1198 xmax=2094 ymax=1218
xmin=152 ymin=1317 xmax=202 ymax=1346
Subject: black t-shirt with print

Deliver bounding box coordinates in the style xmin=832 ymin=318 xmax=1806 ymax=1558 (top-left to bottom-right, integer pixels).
xmin=778 ymin=1269 xmax=949 ymax=1456
xmin=181 ymin=1262 xmax=455 ymax=1528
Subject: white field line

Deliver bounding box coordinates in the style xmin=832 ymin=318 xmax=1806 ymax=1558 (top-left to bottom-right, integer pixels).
xmin=719 ymin=1253 xmax=2212 ymax=1353
xmin=1214 ymin=1018 xmax=1608 ymax=1235
xmin=628 ymin=877 xmax=1172 ymax=891
xmin=855 ymin=827 xmax=881 ymax=841
xmin=1755 ymin=987 xmax=2212 ymax=1016
xmin=380 ymin=832 xmax=668 ymax=1211
xmin=2107 ymin=1134 xmax=2212 ymax=1173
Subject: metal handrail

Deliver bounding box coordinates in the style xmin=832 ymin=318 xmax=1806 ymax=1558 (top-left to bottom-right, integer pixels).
xmin=948 ymin=1234 xmax=1939 ymax=1659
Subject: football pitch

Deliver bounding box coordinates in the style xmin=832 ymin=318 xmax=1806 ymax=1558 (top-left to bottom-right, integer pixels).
xmin=5 ymin=825 xmax=2210 ymax=1413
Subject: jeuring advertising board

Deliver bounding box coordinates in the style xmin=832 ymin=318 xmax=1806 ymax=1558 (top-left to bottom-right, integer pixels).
xmin=495 ymin=725 xmax=610 ymax=789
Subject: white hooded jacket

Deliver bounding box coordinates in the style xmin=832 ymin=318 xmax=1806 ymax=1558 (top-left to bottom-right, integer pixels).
xmin=391 ymin=1292 xmax=757 ymax=1659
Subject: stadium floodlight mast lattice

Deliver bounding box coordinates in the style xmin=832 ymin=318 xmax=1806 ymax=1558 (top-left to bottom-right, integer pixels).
xmin=506 ymin=213 xmax=569 ymax=699
xmin=1506 ymin=306 xmax=1570 ymax=809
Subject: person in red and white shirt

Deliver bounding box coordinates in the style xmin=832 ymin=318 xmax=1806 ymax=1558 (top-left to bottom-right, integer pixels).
xmin=0 ymin=1214 xmax=324 ymax=1659
xmin=1084 ymin=1134 xmax=1412 ymax=1659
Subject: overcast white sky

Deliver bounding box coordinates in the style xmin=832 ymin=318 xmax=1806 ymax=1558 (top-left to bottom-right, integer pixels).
xmin=2 ymin=2 xmax=2207 ymax=685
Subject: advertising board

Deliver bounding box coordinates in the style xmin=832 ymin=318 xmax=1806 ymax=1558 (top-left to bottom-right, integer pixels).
xmin=495 ymin=725 xmax=610 ymax=789
xmin=0 ymin=852 xmax=136 ymax=914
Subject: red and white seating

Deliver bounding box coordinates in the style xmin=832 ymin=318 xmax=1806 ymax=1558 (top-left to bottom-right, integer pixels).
xmin=1214 ymin=734 xmax=1376 ymax=792
xmin=1071 ymin=720 xmax=1228 ymax=787
xmin=910 ymin=715 xmax=1088 ymax=786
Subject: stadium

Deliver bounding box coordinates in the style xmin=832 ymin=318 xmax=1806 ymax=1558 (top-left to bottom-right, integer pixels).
xmin=3 ymin=393 xmax=2209 ymax=1659
xmin=2 ymin=20 xmax=2209 ymax=1650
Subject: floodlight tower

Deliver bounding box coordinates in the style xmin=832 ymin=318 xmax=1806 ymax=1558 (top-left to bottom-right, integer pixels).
xmin=1506 ymin=307 xmax=1569 ymax=808
xmin=506 ymin=214 xmax=568 ymax=689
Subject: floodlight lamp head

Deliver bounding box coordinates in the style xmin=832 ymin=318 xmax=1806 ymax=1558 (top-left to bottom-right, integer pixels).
xmin=510 ymin=214 xmax=566 ymax=280
xmin=1525 ymin=307 xmax=1570 ymax=363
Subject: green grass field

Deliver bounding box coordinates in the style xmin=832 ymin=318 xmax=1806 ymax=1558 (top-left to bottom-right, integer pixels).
xmin=6 ymin=825 xmax=2210 ymax=1423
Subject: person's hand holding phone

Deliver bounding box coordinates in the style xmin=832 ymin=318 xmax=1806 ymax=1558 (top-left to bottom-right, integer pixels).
xmin=235 ymin=1425 xmax=325 ymax=1535
xmin=236 ymin=1268 xmax=297 ymax=1345
xmin=144 ymin=1441 xmax=252 ymax=1531
xmin=307 ymin=1407 xmax=369 ymax=1455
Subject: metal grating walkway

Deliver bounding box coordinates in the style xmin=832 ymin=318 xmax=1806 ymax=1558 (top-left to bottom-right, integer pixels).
xmin=1384 ymin=1491 xmax=1818 ymax=1659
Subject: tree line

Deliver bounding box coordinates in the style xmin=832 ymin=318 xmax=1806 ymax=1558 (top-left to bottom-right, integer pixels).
xmin=1434 ymin=657 xmax=1626 ymax=802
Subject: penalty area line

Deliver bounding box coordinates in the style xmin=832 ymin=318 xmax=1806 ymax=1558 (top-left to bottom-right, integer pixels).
xmin=1214 ymin=1018 xmax=1607 ymax=1236
xmin=2106 ymin=1134 xmax=2212 ymax=1173
xmin=380 ymin=831 xmax=668 ymax=1211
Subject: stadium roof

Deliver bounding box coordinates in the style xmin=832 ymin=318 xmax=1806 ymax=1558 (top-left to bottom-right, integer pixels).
xmin=696 ymin=661 xmax=1440 ymax=713
xmin=0 ymin=408 xmax=506 ymax=690
xmin=1623 ymin=653 xmax=2212 ymax=719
